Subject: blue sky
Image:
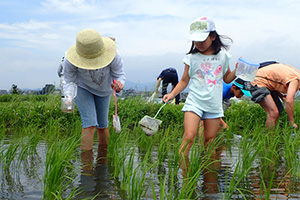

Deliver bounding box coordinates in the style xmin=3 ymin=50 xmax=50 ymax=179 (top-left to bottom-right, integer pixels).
xmin=1 ymin=0 xmax=300 ymax=90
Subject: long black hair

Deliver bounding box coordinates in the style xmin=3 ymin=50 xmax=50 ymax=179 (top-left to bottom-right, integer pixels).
xmin=187 ymin=31 xmax=233 ymax=55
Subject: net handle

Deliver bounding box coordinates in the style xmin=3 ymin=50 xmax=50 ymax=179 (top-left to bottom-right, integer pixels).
xmin=153 ymin=101 xmax=170 ymax=119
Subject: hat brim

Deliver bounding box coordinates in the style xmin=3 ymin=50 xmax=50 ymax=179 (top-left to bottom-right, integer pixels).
xmin=190 ymin=32 xmax=209 ymax=42
xmin=241 ymin=89 xmax=252 ymax=97
xmin=66 ymin=37 xmax=116 ymax=70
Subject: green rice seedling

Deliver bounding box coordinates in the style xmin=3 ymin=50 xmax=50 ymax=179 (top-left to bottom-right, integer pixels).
xmin=225 ymin=129 xmax=258 ymax=197
xmin=0 ymin=126 xmax=5 ymax=158
xmin=153 ymin=162 xmax=180 ymax=200
xmin=151 ymin=135 xmax=182 ymax=199
xmin=177 ymin=165 xmax=203 ymax=199
xmin=153 ymin=174 xmax=167 ymax=200
xmin=2 ymin=138 xmax=21 ymax=170
xmin=281 ymin=127 xmax=299 ymax=166
xmin=120 ymin=146 xmax=136 ymax=191
xmin=280 ymin=129 xmax=300 ymax=181
xmin=107 ymin=130 xmax=132 ymax=179
xmin=254 ymin=165 xmax=278 ymax=199
xmin=224 ymin=160 xmax=253 ymax=199
xmin=136 ymin=129 xmax=156 ymax=153
xmin=43 ymin=134 xmax=80 ymax=199
xmin=237 ymin=130 xmax=261 ymax=178
xmin=0 ymin=124 xmax=5 ymax=136
xmin=16 ymin=131 xmax=41 ymax=168
xmin=157 ymin=133 xmax=168 ymax=166
xmin=187 ymin=142 xmax=205 ymax=176
xmin=51 ymin=179 xmax=83 ymax=200
xmin=257 ymin=134 xmax=280 ymax=175
xmin=173 ymin=135 xmax=221 ymax=199
xmin=128 ymin=152 xmax=155 ymax=200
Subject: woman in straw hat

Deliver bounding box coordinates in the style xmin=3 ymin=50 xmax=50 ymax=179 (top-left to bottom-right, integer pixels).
xmin=63 ymin=29 xmax=126 ymax=152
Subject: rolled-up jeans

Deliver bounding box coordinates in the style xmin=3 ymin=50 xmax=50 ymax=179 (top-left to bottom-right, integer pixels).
xmin=75 ymin=86 xmax=111 ymax=129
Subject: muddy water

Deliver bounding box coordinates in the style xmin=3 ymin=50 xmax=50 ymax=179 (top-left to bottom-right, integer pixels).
xmin=1 ymin=136 xmax=300 ymax=199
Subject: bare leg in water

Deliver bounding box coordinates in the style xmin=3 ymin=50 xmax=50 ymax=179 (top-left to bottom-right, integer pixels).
xmin=81 ymin=127 xmax=109 ymax=174
xmin=96 ymin=127 xmax=109 ymax=164
xmin=179 ymin=112 xmax=220 ymax=176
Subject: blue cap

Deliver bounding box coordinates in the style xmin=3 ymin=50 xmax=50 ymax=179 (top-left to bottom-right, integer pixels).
xmin=233 ymin=78 xmax=252 ymax=97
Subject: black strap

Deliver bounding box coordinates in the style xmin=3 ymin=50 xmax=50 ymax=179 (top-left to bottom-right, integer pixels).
xmin=259 ymin=61 xmax=278 ymax=68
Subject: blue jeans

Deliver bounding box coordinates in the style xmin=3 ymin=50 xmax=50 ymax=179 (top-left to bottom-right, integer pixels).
xmin=75 ymin=87 xmax=111 ymax=129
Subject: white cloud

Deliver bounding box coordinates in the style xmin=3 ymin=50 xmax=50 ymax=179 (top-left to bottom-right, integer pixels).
xmin=41 ymin=0 xmax=95 ymax=14
xmin=0 ymin=0 xmax=300 ymax=90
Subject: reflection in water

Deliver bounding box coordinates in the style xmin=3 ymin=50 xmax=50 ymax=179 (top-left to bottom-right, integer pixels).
xmin=180 ymin=143 xmax=227 ymax=200
xmin=2 ymin=135 xmax=300 ymax=199
xmin=200 ymin=146 xmax=226 ymax=200
xmin=75 ymin=144 xmax=119 ymax=200
xmin=0 ymin=141 xmax=45 ymax=200
xmin=247 ymin=165 xmax=293 ymax=199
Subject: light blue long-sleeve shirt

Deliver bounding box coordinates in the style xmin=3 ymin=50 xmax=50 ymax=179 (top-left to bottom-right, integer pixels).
xmin=63 ymin=52 xmax=126 ymax=97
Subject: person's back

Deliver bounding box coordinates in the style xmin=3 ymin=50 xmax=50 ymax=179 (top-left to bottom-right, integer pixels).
xmin=239 ymin=62 xmax=300 ymax=129
xmin=252 ymin=63 xmax=300 ymax=93
xmin=158 ymin=67 xmax=178 ymax=83
xmin=156 ymin=67 xmax=180 ymax=104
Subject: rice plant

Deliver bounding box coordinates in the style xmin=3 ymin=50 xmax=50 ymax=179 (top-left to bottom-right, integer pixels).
xmin=43 ymin=134 xmax=81 ymax=199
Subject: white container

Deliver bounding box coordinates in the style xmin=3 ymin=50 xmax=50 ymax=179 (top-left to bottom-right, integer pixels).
xmin=61 ymin=97 xmax=75 ymax=113
xmin=235 ymin=58 xmax=259 ymax=81
xmin=61 ymin=82 xmax=77 ymax=113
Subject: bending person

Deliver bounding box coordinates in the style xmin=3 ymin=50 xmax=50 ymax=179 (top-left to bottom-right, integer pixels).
xmin=237 ymin=62 xmax=300 ymax=129
xmin=156 ymin=67 xmax=180 ymax=105
xmin=63 ymin=29 xmax=126 ymax=151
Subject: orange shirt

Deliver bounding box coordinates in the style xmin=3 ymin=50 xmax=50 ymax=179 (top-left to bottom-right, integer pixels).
xmin=252 ymin=63 xmax=300 ymax=93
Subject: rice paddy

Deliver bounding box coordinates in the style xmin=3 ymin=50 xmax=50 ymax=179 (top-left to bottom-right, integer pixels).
xmin=1 ymin=94 xmax=300 ymax=199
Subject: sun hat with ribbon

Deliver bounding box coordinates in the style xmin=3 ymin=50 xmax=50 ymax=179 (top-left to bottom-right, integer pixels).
xmin=66 ymin=29 xmax=117 ymax=70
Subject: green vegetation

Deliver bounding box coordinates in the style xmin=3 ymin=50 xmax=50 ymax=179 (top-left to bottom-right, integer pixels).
xmin=0 ymin=94 xmax=300 ymax=199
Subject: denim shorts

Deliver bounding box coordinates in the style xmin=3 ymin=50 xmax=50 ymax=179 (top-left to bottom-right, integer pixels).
xmin=75 ymin=87 xmax=111 ymax=129
xmin=182 ymin=103 xmax=223 ymax=119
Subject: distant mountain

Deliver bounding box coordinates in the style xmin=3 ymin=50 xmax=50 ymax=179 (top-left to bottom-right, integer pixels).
xmin=17 ymin=80 xmax=182 ymax=93
xmin=124 ymin=80 xmax=156 ymax=91
xmin=22 ymin=88 xmax=42 ymax=91
xmin=124 ymin=80 xmax=189 ymax=93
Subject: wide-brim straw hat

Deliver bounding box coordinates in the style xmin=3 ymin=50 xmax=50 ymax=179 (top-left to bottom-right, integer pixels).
xmin=66 ymin=29 xmax=116 ymax=70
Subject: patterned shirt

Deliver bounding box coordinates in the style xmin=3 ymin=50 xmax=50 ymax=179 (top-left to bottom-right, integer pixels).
xmin=182 ymin=49 xmax=231 ymax=114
